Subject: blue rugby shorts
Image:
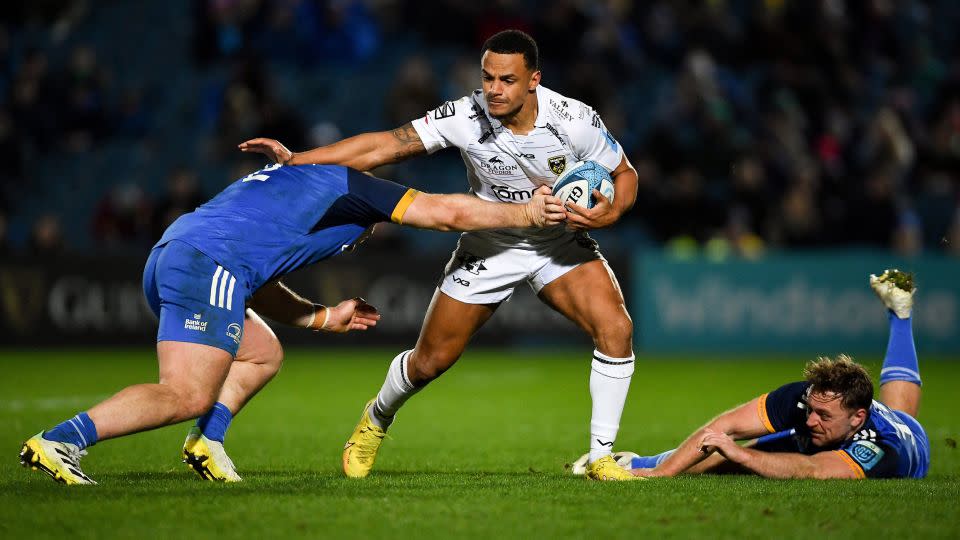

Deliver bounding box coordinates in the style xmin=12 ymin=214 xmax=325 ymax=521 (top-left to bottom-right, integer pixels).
xmin=142 ymin=240 xmax=248 ymax=356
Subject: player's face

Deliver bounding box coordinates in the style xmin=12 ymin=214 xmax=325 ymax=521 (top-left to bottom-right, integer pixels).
xmin=804 ymin=391 xmax=865 ymax=447
xmin=480 ymin=51 xmax=540 ymax=119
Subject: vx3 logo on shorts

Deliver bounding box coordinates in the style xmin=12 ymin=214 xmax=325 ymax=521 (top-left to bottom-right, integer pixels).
xmin=458 ymin=253 xmax=488 ymax=275
xmin=452 ymin=276 xmax=471 ymax=287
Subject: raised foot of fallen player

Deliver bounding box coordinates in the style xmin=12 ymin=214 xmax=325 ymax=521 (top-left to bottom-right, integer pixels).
xmin=19 ymin=433 xmax=96 ymax=485
xmin=870 ymin=269 xmax=915 ymax=319
xmin=342 ymin=399 xmax=386 ymax=478
xmin=182 ymin=427 xmax=241 ymax=482
xmin=586 ymin=455 xmax=642 ymax=481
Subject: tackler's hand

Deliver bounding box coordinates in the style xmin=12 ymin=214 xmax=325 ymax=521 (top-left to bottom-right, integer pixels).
xmin=238 ymin=138 xmax=294 ymax=165
xmin=525 ymin=185 xmax=568 ymax=227
xmin=321 ymin=297 xmax=381 ymax=333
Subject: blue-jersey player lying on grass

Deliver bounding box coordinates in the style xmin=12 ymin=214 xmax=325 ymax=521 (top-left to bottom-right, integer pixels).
xmin=19 ymin=163 xmax=567 ymax=485
xmin=573 ymin=270 xmax=929 ymax=480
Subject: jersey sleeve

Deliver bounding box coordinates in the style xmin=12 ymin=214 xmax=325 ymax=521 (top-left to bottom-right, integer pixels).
xmin=341 ymin=168 xmax=419 ymax=225
xmin=836 ymin=440 xmax=900 ymax=479
xmin=567 ymin=107 xmax=624 ymax=172
xmin=410 ymin=96 xmax=476 ymax=154
xmin=758 ymin=381 xmax=810 ymax=433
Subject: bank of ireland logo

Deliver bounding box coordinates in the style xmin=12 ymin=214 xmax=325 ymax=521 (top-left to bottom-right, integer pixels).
xmin=548 ymin=156 xmax=566 ymax=175
xmin=226 ymin=323 xmax=243 ymax=345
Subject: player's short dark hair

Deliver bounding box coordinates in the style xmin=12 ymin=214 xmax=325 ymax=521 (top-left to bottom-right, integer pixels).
xmin=481 ymin=29 xmax=539 ymax=71
xmin=804 ymin=355 xmax=873 ymax=412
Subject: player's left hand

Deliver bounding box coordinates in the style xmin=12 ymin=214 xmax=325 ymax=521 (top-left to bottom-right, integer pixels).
xmin=323 ymin=297 xmax=381 ymax=333
xmin=564 ymin=189 xmax=620 ymax=231
xmin=698 ymin=429 xmax=742 ymax=462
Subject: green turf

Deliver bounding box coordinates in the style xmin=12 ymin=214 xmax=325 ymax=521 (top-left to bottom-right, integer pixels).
xmin=1 ymin=348 xmax=958 ymax=539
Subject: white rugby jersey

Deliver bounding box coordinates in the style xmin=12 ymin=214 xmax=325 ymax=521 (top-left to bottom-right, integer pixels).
xmin=411 ymin=85 xmax=623 ymax=245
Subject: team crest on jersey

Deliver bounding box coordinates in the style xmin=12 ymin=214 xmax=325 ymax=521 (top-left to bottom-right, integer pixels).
xmin=433 ymin=101 xmax=456 ymax=120
xmin=548 ymin=155 xmax=567 ymax=175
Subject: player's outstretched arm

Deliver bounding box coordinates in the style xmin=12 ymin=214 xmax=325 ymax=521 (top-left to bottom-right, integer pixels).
xmin=698 ymin=430 xmax=861 ymax=479
xmin=401 ymin=186 xmax=567 ymax=232
xmin=238 ymin=123 xmax=427 ymax=172
xmin=248 ymin=281 xmax=380 ymax=333
xmin=636 ymin=397 xmax=771 ymax=477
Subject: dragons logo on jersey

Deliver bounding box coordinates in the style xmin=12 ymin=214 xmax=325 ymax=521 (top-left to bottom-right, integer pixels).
xmin=479 ymin=155 xmax=519 ymax=175
xmin=548 ymin=156 xmax=567 ymax=175
xmin=433 ymin=101 xmax=456 ymax=120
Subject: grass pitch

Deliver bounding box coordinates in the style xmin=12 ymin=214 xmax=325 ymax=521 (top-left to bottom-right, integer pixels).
xmin=1 ymin=348 xmax=958 ymax=539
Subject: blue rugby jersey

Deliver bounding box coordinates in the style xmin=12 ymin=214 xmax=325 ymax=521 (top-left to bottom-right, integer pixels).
xmin=755 ymin=381 xmax=929 ymax=479
xmin=157 ymin=164 xmax=417 ymax=294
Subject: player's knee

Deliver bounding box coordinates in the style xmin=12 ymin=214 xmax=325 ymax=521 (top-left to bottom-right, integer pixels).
xmin=593 ymin=314 xmax=634 ymax=355
xmin=263 ymin=338 xmax=284 ymax=377
xmin=408 ymin=349 xmax=459 ymax=385
xmin=175 ymin=387 xmax=220 ymax=420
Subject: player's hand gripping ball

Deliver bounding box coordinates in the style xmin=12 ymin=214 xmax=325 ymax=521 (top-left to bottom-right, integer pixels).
xmin=551 ymin=160 xmax=615 ymax=209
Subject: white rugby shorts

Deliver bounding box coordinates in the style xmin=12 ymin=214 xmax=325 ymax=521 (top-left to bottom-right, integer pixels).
xmin=438 ymin=230 xmax=604 ymax=304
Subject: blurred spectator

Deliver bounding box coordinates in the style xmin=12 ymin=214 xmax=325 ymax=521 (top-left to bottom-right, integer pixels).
xmin=386 ymin=55 xmax=440 ymax=126
xmin=92 ymin=183 xmax=152 ymax=249
xmin=0 ymin=210 xmax=9 ymax=256
xmin=60 ymin=44 xmax=112 ymax=152
xmin=30 ymin=214 xmax=65 ymax=255
xmin=151 ymin=168 xmax=207 ymax=241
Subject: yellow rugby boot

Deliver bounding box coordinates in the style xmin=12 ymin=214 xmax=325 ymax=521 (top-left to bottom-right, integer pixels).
xmin=182 ymin=427 xmax=241 ymax=482
xmin=585 ymin=455 xmax=642 ymax=481
xmin=19 ymin=433 xmax=96 ymax=485
xmin=870 ymin=269 xmax=915 ymax=319
xmin=342 ymin=399 xmax=386 ymax=478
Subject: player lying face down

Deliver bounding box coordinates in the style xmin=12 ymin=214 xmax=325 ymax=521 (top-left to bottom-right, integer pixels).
xmin=573 ymin=271 xmax=929 ymax=480
xmin=19 ymin=163 xmax=567 ymax=485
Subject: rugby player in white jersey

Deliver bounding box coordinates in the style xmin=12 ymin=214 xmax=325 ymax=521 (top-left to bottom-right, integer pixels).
xmin=240 ymin=29 xmax=640 ymax=481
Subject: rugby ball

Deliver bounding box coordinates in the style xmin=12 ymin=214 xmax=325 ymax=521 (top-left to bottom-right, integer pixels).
xmin=551 ymin=160 xmax=615 ymax=209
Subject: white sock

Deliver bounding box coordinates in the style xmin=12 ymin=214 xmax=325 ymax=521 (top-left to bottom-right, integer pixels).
xmin=370 ymin=350 xmax=420 ymax=430
xmin=588 ymin=349 xmax=634 ymax=463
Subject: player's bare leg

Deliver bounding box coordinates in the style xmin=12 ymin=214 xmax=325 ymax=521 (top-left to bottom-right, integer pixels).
xmin=872 ymin=269 xmax=922 ymax=419
xmin=20 ymin=341 xmax=232 ymax=484
xmin=539 ymin=259 xmax=637 ymax=480
xmin=183 ymin=310 xmax=283 ymax=481
xmin=343 ymin=290 xmax=496 ymax=478
xmin=89 ymin=341 xmax=233 ymax=438
xmin=215 ymin=310 xmax=284 ymax=413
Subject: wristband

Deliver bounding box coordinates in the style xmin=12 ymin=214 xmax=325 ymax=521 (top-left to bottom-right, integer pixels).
xmin=307 ymin=304 xmax=329 ymax=331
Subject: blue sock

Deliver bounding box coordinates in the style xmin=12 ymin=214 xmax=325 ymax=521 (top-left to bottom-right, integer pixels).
xmin=196 ymin=402 xmax=233 ymax=443
xmin=880 ymin=311 xmax=921 ymax=386
xmin=42 ymin=412 xmax=99 ymax=450
xmin=630 ymin=449 xmax=675 ymax=469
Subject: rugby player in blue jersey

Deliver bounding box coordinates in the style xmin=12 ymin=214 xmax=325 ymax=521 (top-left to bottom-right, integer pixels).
xmin=579 ymin=270 xmax=930 ymax=480
xmin=19 ymin=163 xmax=566 ymax=485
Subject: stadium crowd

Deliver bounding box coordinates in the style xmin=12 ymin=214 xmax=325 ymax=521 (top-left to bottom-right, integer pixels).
xmin=2 ymin=0 xmax=959 ymax=257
